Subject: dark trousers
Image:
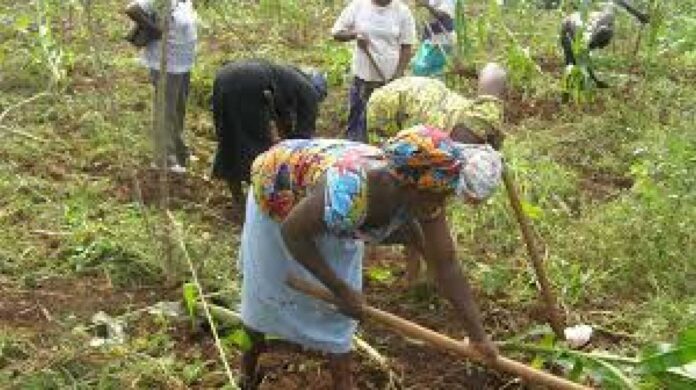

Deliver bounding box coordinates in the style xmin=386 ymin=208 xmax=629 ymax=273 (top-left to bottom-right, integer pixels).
xmin=150 ymin=70 xmax=190 ymax=166
xmin=346 ymin=77 xmax=383 ymax=143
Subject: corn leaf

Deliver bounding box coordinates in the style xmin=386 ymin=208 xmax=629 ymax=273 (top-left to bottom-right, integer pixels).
xmin=226 ymin=329 xmax=253 ymax=352
xmin=182 ymin=282 xmax=198 ymax=318
xmin=640 ymin=328 xmax=696 ymax=375
xmin=521 ymin=201 xmax=543 ymax=219
xmin=586 ymin=355 xmax=637 ymax=390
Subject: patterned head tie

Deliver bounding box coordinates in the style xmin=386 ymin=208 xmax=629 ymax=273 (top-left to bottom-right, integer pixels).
xmin=383 ymin=125 xmax=503 ymax=201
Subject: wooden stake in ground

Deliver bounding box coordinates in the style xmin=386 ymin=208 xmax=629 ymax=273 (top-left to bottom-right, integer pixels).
xmin=287 ymin=276 xmax=591 ymax=390
xmin=501 ymin=167 xmax=566 ymax=338
xmin=154 ymin=0 xmax=177 ymax=282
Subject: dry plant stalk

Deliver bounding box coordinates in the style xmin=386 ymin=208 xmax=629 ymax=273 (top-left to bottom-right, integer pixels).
xmin=167 ymin=211 xmax=240 ymax=389
xmin=154 ymin=1 xmax=175 ymax=280
xmin=0 ymin=92 xmax=50 ymax=125
xmin=353 ymin=335 xmax=402 ymax=389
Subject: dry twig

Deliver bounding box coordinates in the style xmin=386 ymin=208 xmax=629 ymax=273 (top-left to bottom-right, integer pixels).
xmin=167 ymin=211 xmax=240 ymax=389
xmin=0 ymin=92 xmax=50 ymax=125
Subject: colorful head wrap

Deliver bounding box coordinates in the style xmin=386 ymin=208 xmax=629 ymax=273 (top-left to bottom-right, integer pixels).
xmin=453 ymin=143 xmax=503 ymax=201
xmin=383 ymin=125 xmax=502 ymax=201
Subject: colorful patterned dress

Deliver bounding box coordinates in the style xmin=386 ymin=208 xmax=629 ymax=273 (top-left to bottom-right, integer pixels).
xmin=240 ymin=139 xmax=406 ymax=354
xmin=250 ymin=138 xmax=410 ymax=241
xmin=366 ymin=76 xmax=503 ymax=144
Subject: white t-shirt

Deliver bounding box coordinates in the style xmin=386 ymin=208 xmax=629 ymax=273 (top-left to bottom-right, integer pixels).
xmin=135 ymin=0 xmax=197 ymax=73
xmin=424 ymin=0 xmax=455 ymax=46
xmin=332 ymin=0 xmax=416 ymax=82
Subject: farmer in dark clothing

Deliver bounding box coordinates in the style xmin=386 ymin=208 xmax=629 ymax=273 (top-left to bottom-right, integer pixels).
xmin=560 ymin=0 xmax=649 ymax=88
xmin=211 ymin=60 xmax=328 ymax=203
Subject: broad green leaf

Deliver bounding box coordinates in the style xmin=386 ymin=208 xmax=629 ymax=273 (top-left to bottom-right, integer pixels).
xmin=182 ymin=282 xmax=198 ymax=318
xmin=539 ymin=333 xmax=555 ymax=348
xmin=569 ymin=357 xmax=585 ymax=382
xmin=587 ymin=356 xmax=637 ymax=390
xmin=640 ymin=344 xmax=696 ymax=375
xmin=650 ymin=365 xmax=696 ymax=390
xmin=521 ymin=201 xmax=543 ymax=220
xmin=366 ymin=266 xmax=394 ymax=284
xmin=640 ymin=329 xmax=696 ymax=375
xmin=530 ymin=354 xmax=545 ymax=369
xmin=14 ymin=15 xmax=31 ymax=31
xmin=678 ymin=328 xmax=696 ymax=346
xmin=226 ymin=329 xmax=253 ymax=352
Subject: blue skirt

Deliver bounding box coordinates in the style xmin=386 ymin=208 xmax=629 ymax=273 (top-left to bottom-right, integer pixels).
xmin=239 ymin=192 xmax=364 ymax=354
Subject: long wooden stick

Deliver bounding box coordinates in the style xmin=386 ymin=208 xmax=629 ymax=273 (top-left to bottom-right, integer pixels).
xmin=360 ymin=45 xmax=388 ymax=83
xmin=0 ymin=92 xmax=50 ymax=125
xmin=441 ymin=127 xmax=566 ymax=338
xmin=501 ymin=167 xmax=565 ymax=338
xmin=287 ymin=276 xmax=591 ymax=390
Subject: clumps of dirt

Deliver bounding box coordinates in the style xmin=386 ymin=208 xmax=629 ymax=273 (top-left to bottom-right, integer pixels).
xmin=185 ymin=246 xmax=522 ymax=389
xmin=536 ymin=56 xmax=563 ymax=77
xmin=579 ymin=170 xmax=634 ymax=201
xmin=112 ymin=168 xmax=243 ymax=225
xmin=229 ymin=332 xmax=509 ymax=390
xmin=255 ymin=349 xmax=336 ymax=390
xmin=0 ymin=276 xmax=178 ymax=331
xmin=447 ymin=63 xmax=479 ymax=80
xmin=362 ymin=248 xmax=520 ymax=388
xmin=365 ymin=329 xmax=510 ymax=389
xmin=505 ymin=90 xmax=562 ymax=125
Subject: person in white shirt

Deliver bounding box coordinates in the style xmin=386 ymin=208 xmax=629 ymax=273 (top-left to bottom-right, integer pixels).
xmin=417 ymin=0 xmax=455 ymax=47
xmin=411 ymin=0 xmax=455 ymax=77
xmin=331 ymin=0 xmax=416 ymax=142
xmin=125 ymin=0 xmax=197 ymax=173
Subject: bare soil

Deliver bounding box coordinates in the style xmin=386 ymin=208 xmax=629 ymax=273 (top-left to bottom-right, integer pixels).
xmin=0 ymin=276 xmax=178 ymax=331
xmin=0 ymin=251 xmax=529 ymax=389
xmin=113 ymin=167 xmax=244 ymax=225
xmin=579 ymin=169 xmax=634 ymax=201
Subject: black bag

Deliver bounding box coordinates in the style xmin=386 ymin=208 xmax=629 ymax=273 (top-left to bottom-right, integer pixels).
xmin=125 ymin=12 xmax=159 ymax=48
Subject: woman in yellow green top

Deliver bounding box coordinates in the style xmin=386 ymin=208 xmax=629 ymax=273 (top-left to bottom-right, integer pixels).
xmin=366 ymin=62 xmax=507 ymax=282
xmin=366 ymin=62 xmax=507 ymax=147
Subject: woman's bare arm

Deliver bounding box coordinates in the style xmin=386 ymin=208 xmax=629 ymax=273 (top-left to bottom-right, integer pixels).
xmin=419 ymin=211 xmax=497 ymax=359
xmin=280 ymin=182 xmax=365 ymax=319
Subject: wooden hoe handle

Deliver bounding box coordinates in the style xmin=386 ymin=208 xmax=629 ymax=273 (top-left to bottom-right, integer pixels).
xmin=501 ymin=166 xmax=566 ymax=338
xmin=286 ymin=276 xmax=591 ymax=390
xmin=360 ymin=45 xmax=388 ymax=83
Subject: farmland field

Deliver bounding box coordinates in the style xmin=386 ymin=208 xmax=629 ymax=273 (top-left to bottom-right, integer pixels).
xmin=0 ymin=1 xmax=694 ymax=388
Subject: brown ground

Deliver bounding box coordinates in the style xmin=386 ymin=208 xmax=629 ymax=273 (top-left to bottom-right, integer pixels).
xmin=1 ymin=250 xmax=528 ymax=389
xmin=579 ymin=169 xmax=634 ymax=202
xmin=112 ymin=167 xmax=244 ymax=225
